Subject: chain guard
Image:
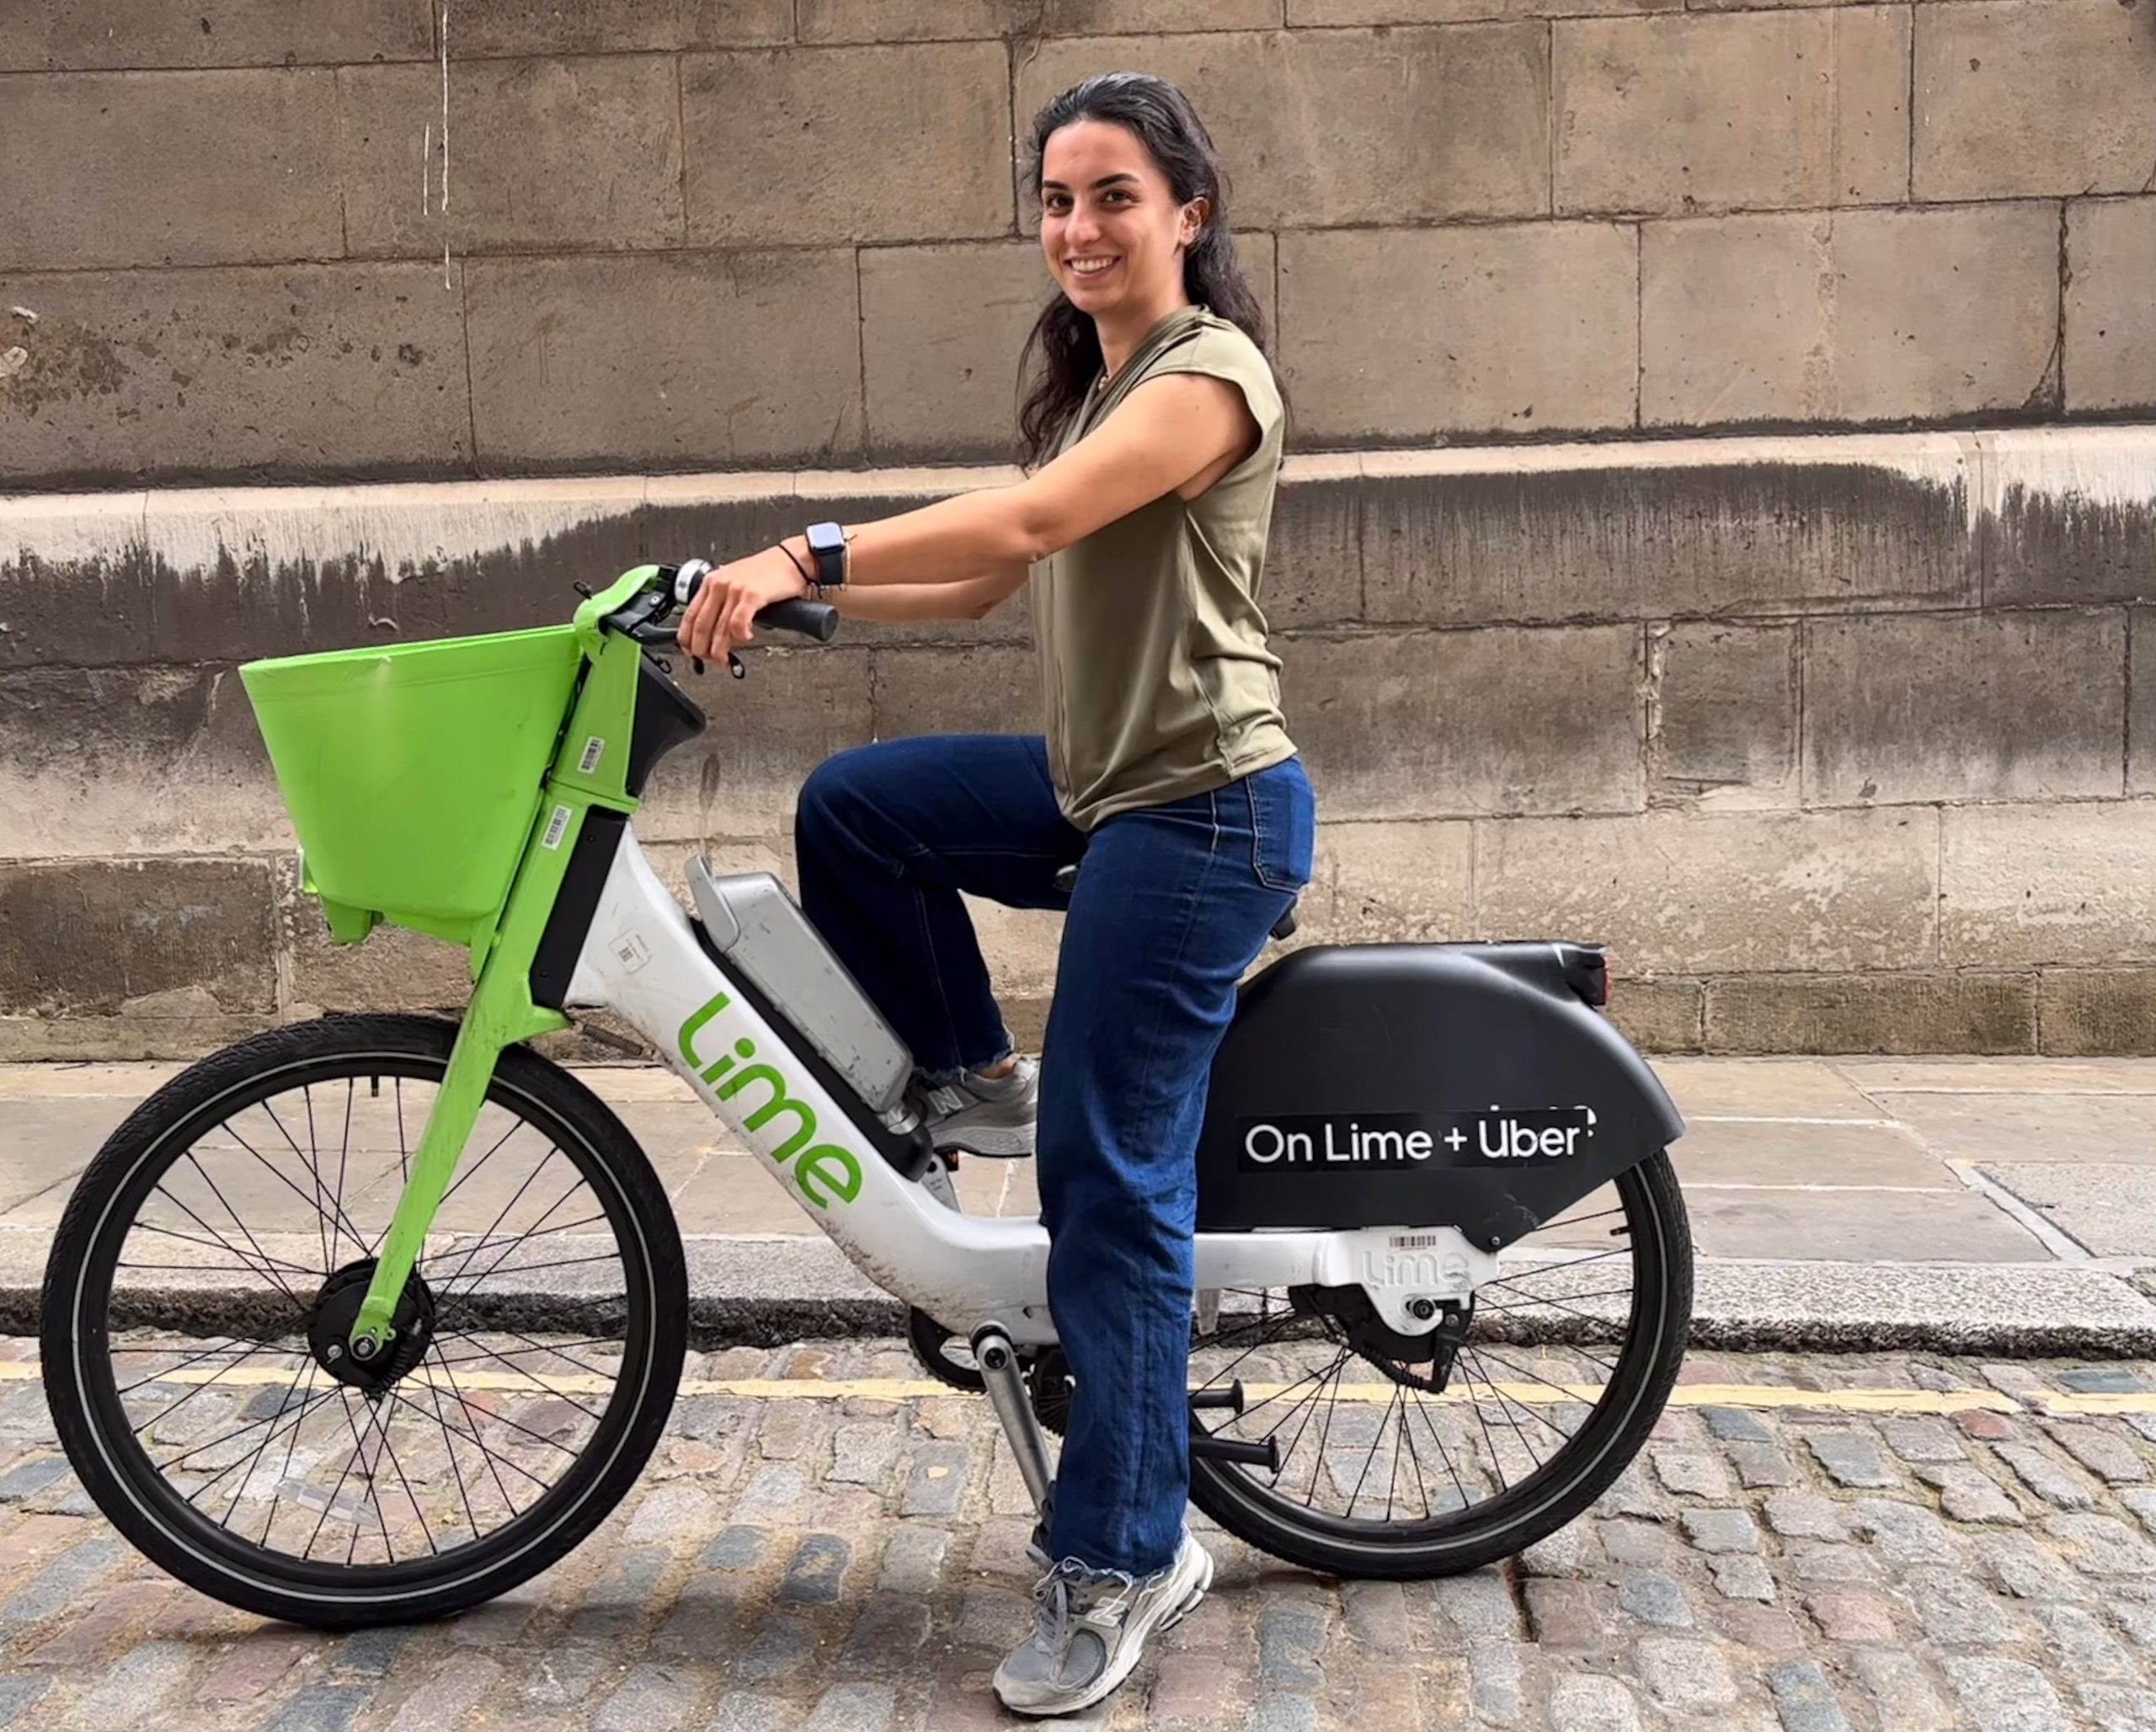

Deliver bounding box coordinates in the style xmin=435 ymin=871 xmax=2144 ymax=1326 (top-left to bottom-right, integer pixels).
xmin=904 ymin=1308 xmax=985 ymax=1393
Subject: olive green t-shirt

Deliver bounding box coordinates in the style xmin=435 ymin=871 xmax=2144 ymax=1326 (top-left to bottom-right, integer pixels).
xmin=1031 ymin=303 xmax=1297 ymax=831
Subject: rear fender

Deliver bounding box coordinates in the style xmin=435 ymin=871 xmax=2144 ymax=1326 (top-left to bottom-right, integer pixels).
xmin=1195 ymin=943 xmax=1684 ymax=1250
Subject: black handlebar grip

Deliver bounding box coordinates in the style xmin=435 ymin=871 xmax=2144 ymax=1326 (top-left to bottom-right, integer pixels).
xmin=754 ymin=597 xmax=841 ymax=642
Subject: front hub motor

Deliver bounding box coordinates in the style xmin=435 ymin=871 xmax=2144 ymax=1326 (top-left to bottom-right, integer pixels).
xmin=308 ymin=1259 xmax=436 ymax=1394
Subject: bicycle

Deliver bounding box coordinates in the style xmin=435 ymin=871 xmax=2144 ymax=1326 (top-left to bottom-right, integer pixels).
xmin=39 ymin=560 xmax=1693 ymax=1627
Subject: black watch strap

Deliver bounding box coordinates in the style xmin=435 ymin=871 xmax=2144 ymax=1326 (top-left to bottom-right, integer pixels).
xmin=805 ymin=521 xmax=847 ymax=590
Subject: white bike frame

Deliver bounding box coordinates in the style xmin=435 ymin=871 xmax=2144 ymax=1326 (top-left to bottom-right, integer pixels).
xmin=563 ymin=826 xmax=1500 ymax=1348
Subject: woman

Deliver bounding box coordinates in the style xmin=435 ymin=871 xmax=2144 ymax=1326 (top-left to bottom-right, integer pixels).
xmin=678 ymin=71 xmax=1313 ymax=1718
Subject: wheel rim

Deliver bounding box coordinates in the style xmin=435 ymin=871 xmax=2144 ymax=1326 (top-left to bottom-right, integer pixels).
xmin=66 ymin=1048 xmax=660 ymax=1601
xmin=1188 ymin=1162 xmax=1683 ymax=1548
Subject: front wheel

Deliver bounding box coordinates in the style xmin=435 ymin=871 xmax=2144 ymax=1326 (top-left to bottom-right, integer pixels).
xmin=40 ymin=1015 xmax=687 ymax=1628
xmin=1187 ymin=1152 xmax=1692 ymax=1578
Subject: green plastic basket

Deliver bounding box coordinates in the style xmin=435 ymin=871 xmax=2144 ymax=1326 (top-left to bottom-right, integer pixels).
xmin=240 ymin=626 xmax=584 ymax=947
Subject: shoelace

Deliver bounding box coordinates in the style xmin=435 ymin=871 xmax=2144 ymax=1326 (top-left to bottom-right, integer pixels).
xmin=1033 ymin=1560 xmax=1136 ymax=1658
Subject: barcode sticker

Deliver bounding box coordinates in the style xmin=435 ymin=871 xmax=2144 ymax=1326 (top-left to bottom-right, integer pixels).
xmin=578 ymin=735 xmax=605 ymax=774
xmin=541 ymin=805 xmax=572 ymax=850
xmin=1390 ymin=1232 xmax=1444 ymax=1249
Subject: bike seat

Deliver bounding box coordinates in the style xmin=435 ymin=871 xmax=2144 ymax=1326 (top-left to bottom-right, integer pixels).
xmin=1053 ymin=863 xmax=1298 ymax=942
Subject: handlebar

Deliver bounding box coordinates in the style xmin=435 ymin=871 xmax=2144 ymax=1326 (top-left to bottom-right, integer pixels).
xmin=606 ymin=559 xmax=841 ymax=673
xmin=625 ymin=595 xmax=837 ymax=646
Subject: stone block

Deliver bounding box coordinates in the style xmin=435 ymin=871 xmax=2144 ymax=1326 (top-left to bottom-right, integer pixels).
xmin=635 ymin=648 xmax=876 ymax=838
xmin=0 ymin=70 xmax=341 ymax=270
xmin=1942 ymin=803 xmax=2156 ymax=968
xmin=0 ymin=2 xmax=434 ymax=69
xmin=1280 ymin=626 xmax=1644 ymax=819
xmin=0 ymin=665 xmax=283 ymax=858
xmin=870 ymin=644 xmax=1040 ymax=740
xmin=858 ymin=233 xmax=1274 ymax=462
xmin=1608 ymin=977 xmax=1704 ymax=1053
xmin=449 ymin=0 xmax=792 ymax=54
xmin=465 ymin=252 xmax=862 ymax=471
xmin=861 ymin=242 xmax=1052 ymax=462
xmin=1278 ymin=224 xmax=1636 ymax=442
xmin=1914 ymin=0 xmax=2156 ymax=200
xmin=1362 ymin=439 xmax=1977 ymax=624
xmin=1984 ymin=430 xmax=2156 ymax=607
xmin=1802 ymin=611 xmax=2127 ymax=805
xmin=338 ymin=56 xmax=685 ymax=256
xmin=2130 ymin=608 xmax=2147 ymax=794
xmin=0 ymin=493 xmax=158 ymax=667
xmin=1555 ymin=10 xmax=1908 ymax=215
xmin=1310 ymin=821 xmax=1474 ymax=944
xmin=683 ymin=43 xmax=1013 ymax=246
xmin=1642 ymin=205 xmax=2061 ymax=426
xmin=0 ymin=858 xmax=276 ymax=1017
xmin=1652 ymin=623 xmax=1797 ymax=809
xmin=125 ymin=477 xmax=648 ymax=664
xmin=2067 ymin=199 xmax=2156 ymax=414
xmin=281 ymin=863 xmax=473 ymax=1016
xmin=1266 ymin=468 xmax=1361 ymax=628
xmin=1706 ymin=973 xmax=2039 ymax=1056
xmin=0 ymin=262 xmax=472 ymax=489
xmin=0 ymin=1013 xmax=272 ymax=1062
xmin=1017 ymin=27 xmax=1550 ymax=229
xmin=2039 ymin=971 xmax=2156 ymax=1057
xmin=806 ymin=0 xmax=1280 ymax=38
xmin=1295 ymin=0 xmax=1673 ymax=18
xmin=1476 ymin=806 xmax=1939 ymax=973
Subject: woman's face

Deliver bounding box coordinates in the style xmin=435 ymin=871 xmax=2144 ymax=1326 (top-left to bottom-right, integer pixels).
xmin=1038 ymin=118 xmax=1201 ymax=319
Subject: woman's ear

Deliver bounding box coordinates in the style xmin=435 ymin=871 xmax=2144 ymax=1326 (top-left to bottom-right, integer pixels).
xmin=1179 ymin=197 xmax=1209 ymax=247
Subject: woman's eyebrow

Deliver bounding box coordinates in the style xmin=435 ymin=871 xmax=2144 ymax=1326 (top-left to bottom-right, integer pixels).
xmin=1039 ymin=172 xmax=1144 ymax=193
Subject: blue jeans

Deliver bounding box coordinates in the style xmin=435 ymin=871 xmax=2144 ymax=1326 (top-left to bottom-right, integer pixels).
xmin=796 ymin=735 xmax=1315 ymax=1575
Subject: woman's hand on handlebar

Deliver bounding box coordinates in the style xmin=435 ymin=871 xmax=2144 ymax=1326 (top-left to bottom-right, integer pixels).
xmin=676 ymin=544 xmax=814 ymax=666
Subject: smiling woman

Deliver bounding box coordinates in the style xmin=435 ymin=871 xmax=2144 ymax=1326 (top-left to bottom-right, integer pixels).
xmin=679 ymin=71 xmax=1314 ymax=1719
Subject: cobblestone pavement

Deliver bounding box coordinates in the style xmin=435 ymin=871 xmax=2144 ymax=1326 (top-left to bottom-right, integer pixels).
xmin=4 ymin=1338 xmax=2156 ymax=1729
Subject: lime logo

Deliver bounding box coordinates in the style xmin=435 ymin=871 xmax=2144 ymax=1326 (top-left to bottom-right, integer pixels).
xmin=679 ymin=992 xmax=862 ymax=1210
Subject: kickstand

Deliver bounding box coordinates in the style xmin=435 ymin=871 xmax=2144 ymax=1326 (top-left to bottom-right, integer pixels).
xmin=973 ymin=1323 xmax=1054 ymax=1520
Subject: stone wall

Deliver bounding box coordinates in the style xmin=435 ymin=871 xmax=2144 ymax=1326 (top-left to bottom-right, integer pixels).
xmin=5 ymin=427 xmax=2153 ymax=1060
xmin=3 ymin=1 xmax=2154 ymax=487
xmin=3 ymin=3 xmax=2153 ymax=1060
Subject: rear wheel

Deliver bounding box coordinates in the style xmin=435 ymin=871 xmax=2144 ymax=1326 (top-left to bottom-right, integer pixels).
xmin=1187 ymin=1153 xmax=1691 ymax=1578
xmin=40 ymin=1015 xmax=687 ymax=1628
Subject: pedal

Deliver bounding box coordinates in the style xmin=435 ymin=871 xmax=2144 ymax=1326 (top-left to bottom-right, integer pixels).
xmin=1188 ymin=1381 xmax=1246 ymax=1414
xmin=1190 ymin=1434 xmax=1278 ymax=1472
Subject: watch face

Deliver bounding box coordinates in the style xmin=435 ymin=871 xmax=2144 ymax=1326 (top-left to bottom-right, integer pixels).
xmin=807 ymin=521 xmax=844 ymax=554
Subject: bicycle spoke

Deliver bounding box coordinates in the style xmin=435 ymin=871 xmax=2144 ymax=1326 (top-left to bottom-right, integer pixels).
xmin=428 ymin=1327 xmax=615 ymax=1409
xmin=125 ymin=1219 xmax=318 ymax=1278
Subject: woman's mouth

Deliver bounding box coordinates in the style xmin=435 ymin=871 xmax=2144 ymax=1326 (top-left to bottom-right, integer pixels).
xmin=1065 ymin=256 xmax=1121 ymax=283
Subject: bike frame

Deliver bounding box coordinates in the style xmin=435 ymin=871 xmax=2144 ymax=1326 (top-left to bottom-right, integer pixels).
xmin=345 ymin=569 xmax=1498 ymax=1358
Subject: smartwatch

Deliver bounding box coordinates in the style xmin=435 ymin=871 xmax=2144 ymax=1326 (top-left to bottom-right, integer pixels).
xmin=804 ymin=521 xmax=848 ymax=591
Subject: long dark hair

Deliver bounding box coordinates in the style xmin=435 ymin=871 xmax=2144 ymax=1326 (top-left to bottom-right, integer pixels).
xmin=1017 ymin=72 xmax=1274 ymax=470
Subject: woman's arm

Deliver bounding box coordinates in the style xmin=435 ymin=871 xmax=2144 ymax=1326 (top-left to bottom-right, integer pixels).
xmin=838 ymin=373 xmax=1257 ymax=583
xmin=829 ymin=564 xmax=1028 ymax=625
xmin=680 ymin=371 xmax=1254 ymax=660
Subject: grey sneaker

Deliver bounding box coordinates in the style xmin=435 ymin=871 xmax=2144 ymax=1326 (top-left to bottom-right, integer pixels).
xmin=992 ymin=1532 xmax=1214 ymax=1718
xmin=921 ymin=1056 xmax=1038 ymax=1158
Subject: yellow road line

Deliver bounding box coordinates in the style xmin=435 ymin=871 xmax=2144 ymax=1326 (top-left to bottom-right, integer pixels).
xmin=1 ymin=1357 xmax=2137 ymax=1415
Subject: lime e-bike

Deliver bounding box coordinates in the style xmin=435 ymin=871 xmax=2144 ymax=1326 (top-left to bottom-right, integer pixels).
xmin=40 ymin=562 xmax=1692 ymax=1627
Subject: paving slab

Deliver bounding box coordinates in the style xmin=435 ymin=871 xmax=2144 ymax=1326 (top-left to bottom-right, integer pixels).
xmin=1867 ymin=1093 xmax=2156 ymax=1166
xmin=1669 ymin=1120 xmax=1956 ymax=1189
xmin=1655 ymin=1057 xmax=1887 ymax=1120
xmin=1980 ymin=1164 xmax=2156 ymax=1258
xmin=1837 ymin=1058 xmax=2156 ymax=1093
xmin=1685 ymin=1187 xmax=2052 ymax=1264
